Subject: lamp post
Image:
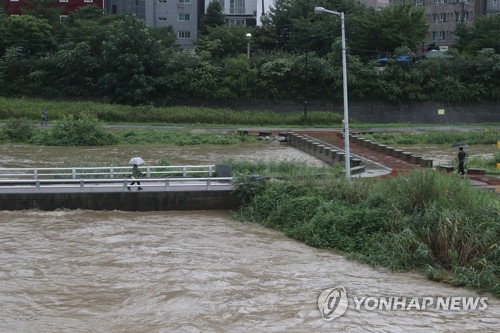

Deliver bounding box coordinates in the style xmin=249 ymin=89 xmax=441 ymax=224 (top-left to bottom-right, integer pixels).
xmin=314 ymin=6 xmax=350 ymax=180
xmin=245 ymin=33 xmax=252 ymax=59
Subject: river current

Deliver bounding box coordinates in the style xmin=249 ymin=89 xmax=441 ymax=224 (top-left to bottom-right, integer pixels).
xmin=0 ymin=142 xmax=499 ymax=332
xmin=0 ymin=210 xmax=498 ymax=332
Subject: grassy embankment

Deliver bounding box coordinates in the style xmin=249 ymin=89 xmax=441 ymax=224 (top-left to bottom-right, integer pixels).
xmin=229 ymin=160 xmax=500 ymax=297
xmin=0 ymin=97 xmax=343 ymax=127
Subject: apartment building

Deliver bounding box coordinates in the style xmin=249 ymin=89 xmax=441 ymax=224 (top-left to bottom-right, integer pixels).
xmin=105 ymin=0 xmax=145 ymax=21
xmin=420 ymin=0 xmax=476 ymax=51
xmin=2 ymin=0 xmax=104 ymax=15
xmin=485 ymin=0 xmax=500 ymax=14
xmin=208 ymin=0 xmax=257 ymax=26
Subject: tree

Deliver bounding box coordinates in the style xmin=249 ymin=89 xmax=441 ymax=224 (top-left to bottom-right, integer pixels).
xmin=196 ymin=25 xmax=251 ymax=59
xmin=57 ymin=5 xmax=108 ymax=55
xmin=352 ymin=4 xmax=427 ymax=58
xmin=455 ymin=15 xmax=500 ymax=54
xmin=267 ymin=0 xmax=366 ymax=54
xmin=148 ymin=26 xmax=178 ymax=50
xmin=97 ymin=15 xmax=165 ymax=104
xmin=20 ymin=0 xmax=62 ymax=27
xmin=1 ymin=15 xmax=56 ymax=55
xmin=200 ymin=0 xmax=225 ymax=35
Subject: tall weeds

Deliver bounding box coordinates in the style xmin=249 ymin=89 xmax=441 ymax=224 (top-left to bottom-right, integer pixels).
xmin=236 ymin=167 xmax=500 ymax=296
xmin=0 ymin=97 xmax=343 ymax=126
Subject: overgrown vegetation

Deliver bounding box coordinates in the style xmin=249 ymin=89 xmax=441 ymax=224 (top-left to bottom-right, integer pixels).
xmin=0 ymin=117 xmax=255 ymax=146
xmin=234 ymin=166 xmax=500 ymax=296
xmin=465 ymin=152 xmax=500 ymax=174
xmin=0 ymin=97 xmax=343 ymax=126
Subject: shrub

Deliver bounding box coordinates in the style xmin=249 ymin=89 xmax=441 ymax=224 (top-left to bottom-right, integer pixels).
xmin=45 ymin=115 xmax=119 ymax=146
xmin=236 ymin=166 xmax=500 ymax=296
xmin=2 ymin=118 xmax=34 ymax=142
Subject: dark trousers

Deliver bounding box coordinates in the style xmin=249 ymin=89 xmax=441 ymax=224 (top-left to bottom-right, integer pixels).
xmin=458 ymin=162 xmax=465 ymax=175
xmin=129 ymin=181 xmax=141 ymax=186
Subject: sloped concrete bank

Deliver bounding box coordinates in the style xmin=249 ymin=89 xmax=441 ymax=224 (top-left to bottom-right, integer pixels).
xmin=0 ymin=190 xmax=241 ymax=211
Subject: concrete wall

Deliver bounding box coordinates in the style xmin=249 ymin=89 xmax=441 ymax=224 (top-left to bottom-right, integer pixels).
xmin=0 ymin=191 xmax=240 ymax=211
xmin=188 ymin=100 xmax=499 ymax=124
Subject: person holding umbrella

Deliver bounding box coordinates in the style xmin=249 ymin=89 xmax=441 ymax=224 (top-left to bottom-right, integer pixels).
xmin=128 ymin=157 xmax=145 ymax=191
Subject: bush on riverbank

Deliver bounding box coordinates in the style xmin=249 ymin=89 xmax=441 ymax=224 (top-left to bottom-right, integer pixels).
xmin=0 ymin=117 xmax=254 ymax=146
xmin=235 ymin=169 xmax=500 ymax=296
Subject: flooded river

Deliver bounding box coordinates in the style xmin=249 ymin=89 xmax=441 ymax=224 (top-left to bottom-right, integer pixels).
xmin=0 ymin=142 xmax=327 ymax=169
xmin=0 ymin=210 xmax=498 ymax=332
xmin=0 ymin=143 xmax=498 ymax=332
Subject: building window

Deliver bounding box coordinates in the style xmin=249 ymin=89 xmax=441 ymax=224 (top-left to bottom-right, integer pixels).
xmin=178 ymin=13 xmax=191 ymax=21
xmin=178 ymin=31 xmax=191 ymax=39
xmin=432 ymin=31 xmax=438 ymax=40
xmin=440 ymin=13 xmax=446 ymax=22
xmin=158 ymin=0 xmax=167 ymax=3
xmin=158 ymin=17 xmax=167 ymax=21
xmin=178 ymin=0 xmax=191 ymax=4
xmin=228 ymin=18 xmax=246 ymax=26
xmin=230 ymin=0 xmax=245 ymax=14
xmin=84 ymin=0 xmax=93 ymax=3
xmin=59 ymin=0 xmax=68 ymax=2
xmin=493 ymin=0 xmax=497 ymax=6
xmin=439 ymin=31 xmax=445 ymax=40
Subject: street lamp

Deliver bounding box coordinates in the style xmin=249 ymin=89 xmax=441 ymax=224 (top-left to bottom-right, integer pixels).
xmin=314 ymin=6 xmax=351 ymax=180
xmin=245 ymin=33 xmax=252 ymax=59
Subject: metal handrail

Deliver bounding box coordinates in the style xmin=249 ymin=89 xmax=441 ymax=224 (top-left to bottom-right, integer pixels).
xmin=0 ymin=165 xmax=216 ymax=180
xmin=0 ymin=177 xmax=233 ymax=192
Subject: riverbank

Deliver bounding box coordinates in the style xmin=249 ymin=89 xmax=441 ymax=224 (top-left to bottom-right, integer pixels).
xmin=232 ymin=167 xmax=500 ymax=297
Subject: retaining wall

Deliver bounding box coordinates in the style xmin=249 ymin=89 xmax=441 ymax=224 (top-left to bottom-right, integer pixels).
xmin=0 ymin=190 xmax=240 ymax=211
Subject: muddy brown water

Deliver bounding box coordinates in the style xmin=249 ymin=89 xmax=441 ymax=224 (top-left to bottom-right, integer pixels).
xmin=0 ymin=143 xmax=499 ymax=332
xmin=0 ymin=142 xmax=327 ymax=168
xmin=0 ymin=210 xmax=498 ymax=332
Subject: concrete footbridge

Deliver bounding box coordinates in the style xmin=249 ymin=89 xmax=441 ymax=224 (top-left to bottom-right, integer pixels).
xmin=0 ymin=165 xmax=239 ymax=211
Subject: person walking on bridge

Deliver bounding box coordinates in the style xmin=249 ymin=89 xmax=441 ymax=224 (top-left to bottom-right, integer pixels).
xmin=128 ymin=164 xmax=144 ymax=191
xmin=128 ymin=157 xmax=145 ymax=191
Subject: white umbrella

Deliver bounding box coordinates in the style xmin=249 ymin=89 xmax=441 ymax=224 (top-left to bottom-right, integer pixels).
xmin=129 ymin=157 xmax=145 ymax=165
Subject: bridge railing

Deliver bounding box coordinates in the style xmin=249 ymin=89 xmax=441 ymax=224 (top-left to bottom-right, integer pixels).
xmin=0 ymin=176 xmax=233 ymax=193
xmin=0 ymin=165 xmax=216 ymax=180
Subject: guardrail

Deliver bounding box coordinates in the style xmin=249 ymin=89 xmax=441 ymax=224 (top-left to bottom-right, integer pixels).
xmin=0 ymin=165 xmax=216 ymax=180
xmin=0 ymin=177 xmax=233 ymax=193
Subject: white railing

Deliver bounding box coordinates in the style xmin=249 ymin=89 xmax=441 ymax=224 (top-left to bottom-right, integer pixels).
xmin=0 ymin=165 xmax=216 ymax=180
xmin=0 ymin=177 xmax=233 ymax=193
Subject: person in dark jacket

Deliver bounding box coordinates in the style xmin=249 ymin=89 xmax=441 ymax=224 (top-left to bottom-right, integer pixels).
xmin=457 ymin=146 xmax=467 ymax=175
xmin=128 ymin=164 xmax=144 ymax=190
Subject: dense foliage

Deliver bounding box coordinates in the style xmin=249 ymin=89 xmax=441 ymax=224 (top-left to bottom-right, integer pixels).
xmin=233 ymin=165 xmax=500 ymax=296
xmin=0 ymin=3 xmax=499 ymax=105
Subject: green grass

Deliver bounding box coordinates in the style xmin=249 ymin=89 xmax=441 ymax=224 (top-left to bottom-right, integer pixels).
xmin=235 ymin=167 xmax=500 ymax=296
xmin=0 ymin=97 xmax=343 ymax=126
xmin=363 ymin=130 xmax=500 ymax=145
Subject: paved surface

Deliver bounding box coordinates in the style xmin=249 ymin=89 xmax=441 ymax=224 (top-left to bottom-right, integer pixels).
xmin=296 ymin=130 xmax=499 ymax=191
xmin=303 ymin=131 xmax=418 ymax=173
